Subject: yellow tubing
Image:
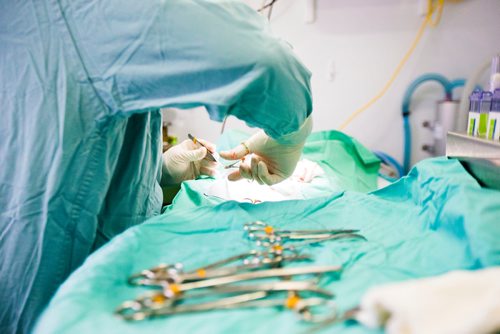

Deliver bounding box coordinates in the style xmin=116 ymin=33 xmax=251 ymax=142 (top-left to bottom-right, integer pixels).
xmin=339 ymin=0 xmax=445 ymax=131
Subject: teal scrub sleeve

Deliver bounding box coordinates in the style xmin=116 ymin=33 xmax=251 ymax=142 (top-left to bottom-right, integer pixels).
xmin=59 ymin=0 xmax=313 ymax=139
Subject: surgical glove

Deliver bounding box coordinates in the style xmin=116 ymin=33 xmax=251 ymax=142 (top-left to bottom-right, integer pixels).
xmin=219 ymin=116 xmax=312 ymax=185
xmin=161 ymin=139 xmax=218 ymax=186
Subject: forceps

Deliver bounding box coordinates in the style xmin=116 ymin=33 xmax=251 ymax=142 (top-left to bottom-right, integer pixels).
xmin=116 ymin=278 xmax=338 ymax=321
xmin=188 ymin=133 xmax=240 ymax=169
xmin=133 ymin=265 xmax=341 ymax=300
xmin=159 ymin=264 xmax=341 ymax=297
xmin=188 ymin=134 xmax=218 ymax=162
xmin=243 ymin=222 xmax=366 ymax=247
xmin=259 ymin=232 xmax=367 ymax=253
xmin=244 ymin=221 xmax=360 ymax=239
xmin=128 ymin=249 xmax=311 ymax=287
xmin=253 ymin=233 xmax=367 ymax=248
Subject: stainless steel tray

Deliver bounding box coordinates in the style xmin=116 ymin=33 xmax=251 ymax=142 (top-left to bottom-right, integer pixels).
xmin=446 ymin=132 xmax=500 ymax=190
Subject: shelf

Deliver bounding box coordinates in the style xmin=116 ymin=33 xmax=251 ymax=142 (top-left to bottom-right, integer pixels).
xmin=446 ymin=132 xmax=500 ymax=190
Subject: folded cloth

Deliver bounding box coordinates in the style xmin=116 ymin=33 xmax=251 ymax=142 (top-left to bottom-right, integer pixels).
xmin=206 ymin=159 xmax=325 ymax=202
xmin=289 ymin=159 xmax=324 ymax=183
xmin=356 ymin=267 xmax=500 ymax=334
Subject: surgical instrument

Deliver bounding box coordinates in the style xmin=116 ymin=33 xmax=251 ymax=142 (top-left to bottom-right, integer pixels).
xmin=244 ymin=221 xmax=363 ymax=244
xmin=128 ymin=249 xmax=311 ymax=287
xmin=248 ymin=231 xmax=360 ymax=242
xmin=252 ymin=232 xmax=367 ymax=248
xmin=117 ymin=292 xmax=335 ymax=322
xmin=259 ymin=233 xmax=367 ymax=255
xmin=116 ymin=291 xmax=268 ymax=321
xmin=118 ymin=280 xmax=332 ymax=315
xmin=223 ymin=160 xmax=241 ymax=169
xmin=188 ymin=133 xmax=219 ymax=162
xmin=188 ymin=133 xmax=241 ymax=169
xmin=116 ymin=282 xmax=336 ymax=321
xmin=158 ymin=265 xmax=341 ymax=298
xmin=244 ymin=221 xmax=359 ymax=236
xmin=203 ymin=281 xmax=333 ymax=298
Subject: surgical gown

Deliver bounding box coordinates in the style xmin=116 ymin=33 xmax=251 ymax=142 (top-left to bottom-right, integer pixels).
xmin=0 ymin=1 xmax=312 ymax=332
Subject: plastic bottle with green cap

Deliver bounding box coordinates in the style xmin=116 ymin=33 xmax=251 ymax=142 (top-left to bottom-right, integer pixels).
xmin=487 ymin=89 xmax=500 ymax=140
xmin=467 ymin=89 xmax=482 ymax=136
xmin=478 ymin=91 xmax=493 ymax=137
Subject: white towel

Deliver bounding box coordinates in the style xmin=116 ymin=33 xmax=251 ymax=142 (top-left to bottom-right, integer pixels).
xmin=206 ymin=159 xmax=325 ymax=202
xmin=356 ymin=267 xmax=500 ymax=334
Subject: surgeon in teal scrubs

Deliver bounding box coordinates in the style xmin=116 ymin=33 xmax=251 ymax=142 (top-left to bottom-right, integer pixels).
xmin=0 ymin=1 xmax=312 ymax=332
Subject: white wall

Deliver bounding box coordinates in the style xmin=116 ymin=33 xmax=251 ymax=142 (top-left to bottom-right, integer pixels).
xmin=164 ymin=0 xmax=500 ymax=167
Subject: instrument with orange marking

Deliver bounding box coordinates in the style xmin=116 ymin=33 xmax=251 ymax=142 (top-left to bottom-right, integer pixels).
xmin=115 ymin=267 xmax=340 ymax=321
xmin=127 ymin=249 xmax=310 ymax=288
xmin=244 ymin=221 xmax=360 ymax=239
xmin=188 ymin=133 xmax=219 ymax=162
xmin=188 ymin=133 xmax=240 ymax=169
xmin=243 ymin=221 xmax=365 ymax=248
xmin=116 ymin=220 xmax=361 ymax=324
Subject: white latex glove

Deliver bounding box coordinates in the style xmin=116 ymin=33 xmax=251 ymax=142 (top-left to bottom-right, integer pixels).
xmin=161 ymin=139 xmax=218 ymax=186
xmin=219 ymin=116 xmax=312 ymax=185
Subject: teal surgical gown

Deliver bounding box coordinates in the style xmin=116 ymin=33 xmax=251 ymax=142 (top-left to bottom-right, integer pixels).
xmin=0 ymin=1 xmax=312 ymax=332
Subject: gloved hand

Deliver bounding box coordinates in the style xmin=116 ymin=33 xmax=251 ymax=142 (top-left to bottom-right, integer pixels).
xmin=161 ymin=138 xmax=218 ymax=186
xmin=219 ymin=116 xmax=312 ymax=185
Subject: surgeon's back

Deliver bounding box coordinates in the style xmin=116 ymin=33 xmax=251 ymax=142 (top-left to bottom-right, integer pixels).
xmin=0 ymin=1 xmax=312 ymax=332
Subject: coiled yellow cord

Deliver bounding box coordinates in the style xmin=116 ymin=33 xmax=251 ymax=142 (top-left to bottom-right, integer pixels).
xmin=339 ymin=0 xmax=445 ymax=131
